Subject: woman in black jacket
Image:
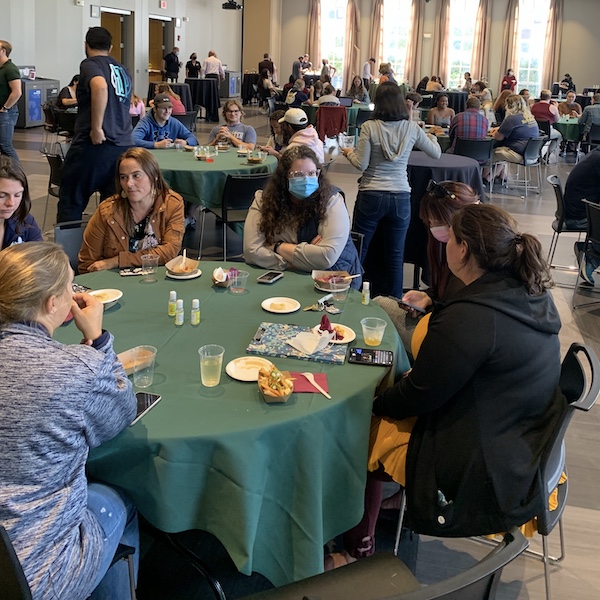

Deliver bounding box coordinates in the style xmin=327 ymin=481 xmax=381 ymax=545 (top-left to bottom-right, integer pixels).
xmin=339 ymin=204 xmax=563 ymax=561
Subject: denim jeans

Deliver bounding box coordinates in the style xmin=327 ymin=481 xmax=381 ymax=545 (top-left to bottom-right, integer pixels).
xmin=352 ymin=190 xmax=411 ymax=297
xmin=0 ymin=105 xmax=19 ymax=160
xmin=87 ymin=483 xmax=139 ymax=600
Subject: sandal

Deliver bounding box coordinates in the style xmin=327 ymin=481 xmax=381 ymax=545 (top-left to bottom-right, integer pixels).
xmin=324 ymin=550 xmax=357 ymax=571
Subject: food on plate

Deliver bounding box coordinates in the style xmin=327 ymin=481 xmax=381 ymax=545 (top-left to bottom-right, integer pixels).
xmin=247 ymin=156 xmax=264 ymax=164
xmin=258 ymin=367 xmax=294 ymax=397
xmin=170 ymin=263 xmax=193 ymax=274
xmin=212 ymin=266 xmax=233 ymax=287
xmin=93 ymin=292 xmax=110 ymax=302
xmin=316 ymin=314 xmax=345 ymax=340
xmin=270 ymin=302 xmax=287 ymax=311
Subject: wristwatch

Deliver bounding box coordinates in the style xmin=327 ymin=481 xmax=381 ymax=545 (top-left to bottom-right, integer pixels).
xmin=273 ymin=241 xmax=283 ymax=254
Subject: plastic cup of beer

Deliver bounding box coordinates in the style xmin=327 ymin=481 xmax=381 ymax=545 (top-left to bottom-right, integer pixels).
xmin=360 ymin=317 xmax=387 ymax=347
xmin=198 ymin=345 xmax=225 ymax=387
xmin=229 ymin=270 xmax=249 ymax=294
xmin=132 ymin=345 xmax=157 ymax=388
xmin=141 ymin=254 xmax=159 ymax=283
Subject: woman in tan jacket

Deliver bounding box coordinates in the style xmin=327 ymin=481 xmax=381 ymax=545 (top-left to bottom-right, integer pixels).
xmin=78 ymin=147 xmax=184 ymax=274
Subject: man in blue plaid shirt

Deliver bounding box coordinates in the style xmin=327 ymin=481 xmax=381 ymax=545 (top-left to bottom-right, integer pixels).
xmin=447 ymin=97 xmax=489 ymax=153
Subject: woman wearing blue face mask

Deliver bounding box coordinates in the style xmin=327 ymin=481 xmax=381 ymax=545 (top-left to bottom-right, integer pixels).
xmin=374 ymin=180 xmax=480 ymax=354
xmin=244 ymin=146 xmax=362 ymax=287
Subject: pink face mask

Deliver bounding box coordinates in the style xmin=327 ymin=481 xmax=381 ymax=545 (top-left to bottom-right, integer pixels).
xmin=430 ymin=225 xmax=450 ymax=243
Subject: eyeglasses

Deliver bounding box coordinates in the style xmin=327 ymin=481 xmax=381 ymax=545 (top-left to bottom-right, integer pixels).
xmin=288 ymin=170 xmax=321 ymax=179
xmin=426 ymin=180 xmax=456 ymax=200
xmin=226 ymin=109 xmax=241 ymax=114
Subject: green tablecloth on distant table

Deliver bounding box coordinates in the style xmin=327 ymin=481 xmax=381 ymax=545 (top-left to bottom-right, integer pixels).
xmin=553 ymin=116 xmax=583 ymax=142
xmin=151 ymin=149 xmax=278 ymax=208
xmin=55 ymin=264 xmax=409 ymax=586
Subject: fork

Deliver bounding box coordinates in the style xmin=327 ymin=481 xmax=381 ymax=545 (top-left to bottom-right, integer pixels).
xmin=300 ymin=372 xmax=331 ymax=399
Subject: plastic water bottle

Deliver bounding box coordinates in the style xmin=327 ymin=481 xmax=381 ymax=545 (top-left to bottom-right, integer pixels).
xmin=168 ymin=291 xmax=177 ymax=316
xmin=175 ymin=299 xmax=184 ymax=326
xmin=190 ymin=299 xmax=200 ymax=326
xmin=361 ymin=281 xmax=370 ymax=306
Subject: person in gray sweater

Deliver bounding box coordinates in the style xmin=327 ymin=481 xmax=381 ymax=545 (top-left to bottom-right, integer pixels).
xmin=341 ymin=82 xmax=441 ymax=297
xmin=0 ymin=242 xmax=138 ymax=599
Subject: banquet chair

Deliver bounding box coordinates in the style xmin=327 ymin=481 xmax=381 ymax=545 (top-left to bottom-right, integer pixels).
xmin=587 ymin=123 xmax=600 ymax=152
xmin=54 ymin=220 xmax=87 ymax=273
xmin=573 ymin=200 xmax=600 ymax=309
xmin=316 ymin=106 xmax=348 ymax=142
xmin=535 ymin=120 xmax=559 ymax=165
xmin=239 ymin=528 xmax=528 ymax=600
xmin=454 ymin=138 xmax=494 ymax=191
xmin=43 ymin=153 xmax=63 ymax=231
xmin=199 ymin=173 xmax=271 ymax=260
xmin=0 ymin=525 xmax=137 ymax=600
xmin=546 ymin=174 xmax=585 ymax=272
xmin=172 ymin=110 xmax=197 ymax=132
xmin=505 ymin=137 xmax=546 ymax=197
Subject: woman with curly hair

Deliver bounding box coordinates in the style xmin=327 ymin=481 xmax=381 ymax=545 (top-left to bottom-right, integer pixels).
xmin=244 ymin=146 xmax=362 ymax=287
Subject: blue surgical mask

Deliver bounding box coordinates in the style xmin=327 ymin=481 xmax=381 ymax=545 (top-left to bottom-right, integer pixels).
xmin=288 ymin=176 xmax=319 ymax=199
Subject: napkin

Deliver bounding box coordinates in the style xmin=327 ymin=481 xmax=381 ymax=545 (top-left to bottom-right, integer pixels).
xmin=291 ymin=372 xmax=329 ymax=393
xmin=287 ymin=331 xmax=333 ymax=355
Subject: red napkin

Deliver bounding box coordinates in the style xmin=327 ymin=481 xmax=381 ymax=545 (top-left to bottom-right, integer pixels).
xmin=291 ymin=372 xmax=329 ymax=393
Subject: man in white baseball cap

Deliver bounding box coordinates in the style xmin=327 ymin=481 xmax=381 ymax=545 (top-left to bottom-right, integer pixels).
xmin=268 ymin=108 xmax=324 ymax=163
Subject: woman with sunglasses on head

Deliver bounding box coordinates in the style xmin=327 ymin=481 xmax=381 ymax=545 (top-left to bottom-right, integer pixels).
xmin=374 ymin=180 xmax=479 ymax=352
xmin=244 ymin=146 xmax=362 ymax=288
xmin=0 ymin=156 xmax=43 ymax=250
xmin=207 ymin=99 xmax=257 ymax=150
xmin=333 ymin=204 xmax=562 ymax=565
xmin=341 ymin=83 xmax=441 ymax=296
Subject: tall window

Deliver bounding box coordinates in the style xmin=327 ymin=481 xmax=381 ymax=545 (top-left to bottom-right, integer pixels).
xmin=320 ymin=0 xmax=347 ymax=90
xmin=515 ymin=0 xmax=550 ymax=97
xmin=446 ymin=0 xmax=479 ymax=89
xmin=382 ymin=0 xmax=411 ymax=83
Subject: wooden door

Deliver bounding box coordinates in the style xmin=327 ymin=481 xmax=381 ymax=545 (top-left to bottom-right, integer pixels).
xmin=101 ymin=12 xmax=122 ymax=63
xmin=149 ymin=19 xmax=164 ymax=83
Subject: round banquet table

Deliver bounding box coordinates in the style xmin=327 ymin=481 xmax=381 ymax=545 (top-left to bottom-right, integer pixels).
xmin=363 ymin=152 xmax=485 ymax=295
xmin=242 ymin=73 xmax=260 ymax=104
xmin=432 ymin=90 xmax=468 ymax=113
xmin=151 ymin=149 xmax=277 ymax=208
xmin=553 ymin=116 xmax=583 ymax=142
xmin=55 ymin=264 xmax=409 ymax=587
xmin=185 ymin=78 xmax=221 ymax=122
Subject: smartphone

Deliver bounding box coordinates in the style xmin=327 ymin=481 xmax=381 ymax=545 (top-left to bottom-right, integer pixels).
xmin=257 ymin=270 xmax=284 ymax=284
xmin=131 ymin=392 xmax=162 ymax=425
xmin=395 ymin=299 xmax=427 ymax=315
xmin=348 ymin=347 xmax=394 ymax=367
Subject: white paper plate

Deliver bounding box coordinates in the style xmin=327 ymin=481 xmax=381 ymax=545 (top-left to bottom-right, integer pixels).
xmin=165 ymin=269 xmax=202 ymax=280
xmin=89 ymin=288 xmax=123 ymax=305
xmin=312 ymin=324 xmax=356 ymax=344
xmin=261 ymin=297 xmax=301 ymax=314
xmin=226 ymin=357 xmax=274 ymax=381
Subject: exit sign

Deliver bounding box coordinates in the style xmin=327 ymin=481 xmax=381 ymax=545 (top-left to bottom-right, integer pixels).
xmin=159 ymin=1 xmax=167 ymax=9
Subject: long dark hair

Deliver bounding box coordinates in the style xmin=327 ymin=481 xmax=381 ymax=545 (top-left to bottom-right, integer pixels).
xmin=451 ymin=204 xmax=553 ymax=295
xmin=373 ymin=83 xmax=409 ymax=121
xmin=0 ymin=156 xmax=31 ymax=226
xmin=258 ymin=146 xmax=331 ymax=245
xmin=419 ymin=181 xmax=480 ymax=299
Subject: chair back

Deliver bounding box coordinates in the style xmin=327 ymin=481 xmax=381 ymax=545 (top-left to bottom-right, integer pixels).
xmin=45 ymin=154 xmax=63 ymax=192
xmin=171 ymin=111 xmax=197 ymax=132
xmin=54 ymin=220 xmax=87 ymax=273
xmin=546 ymin=174 xmax=566 ymax=228
xmin=454 ymin=138 xmax=494 ymax=165
xmin=536 ymin=343 xmax=600 ymax=536
xmin=536 ymin=120 xmax=551 ymax=139
xmin=267 ymin=96 xmax=277 ymax=115
xmin=356 ymin=108 xmax=374 ymax=128
xmin=522 ymin=137 xmax=546 ymax=166
xmin=221 ymin=173 xmax=271 ymax=223
xmin=131 ymin=114 xmax=140 ymax=128
xmin=351 ymin=231 xmax=365 ymax=258
xmin=583 ymin=199 xmax=600 ymax=249
xmin=0 ymin=526 xmax=33 ymax=600
xmin=316 ymin=106 xmax=347 ymax=141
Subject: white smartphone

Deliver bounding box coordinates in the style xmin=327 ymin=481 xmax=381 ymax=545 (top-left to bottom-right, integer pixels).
xmin=257 ymin=270 xmax=284 ymax=284
xmin=131 ymin=392 xmax=162 ymax=425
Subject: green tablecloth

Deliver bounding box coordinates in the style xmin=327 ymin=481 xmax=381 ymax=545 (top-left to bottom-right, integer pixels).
xmin=56 ymin=264 xmax=409 ymax=586
xmin=152 ymin=149 xmax=278 ymax=208
xmin=553 ymin=116 xmax=582 ymax=142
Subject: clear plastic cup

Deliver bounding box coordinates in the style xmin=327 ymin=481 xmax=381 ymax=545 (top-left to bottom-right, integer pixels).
xmin=360 ymin=317 xmax=387 ymax=347
xmin=229 ymin=270 xmax=249 ymax=294
xmin=329 ymin=276 xmax=349 ymax=303
xmin=132 ymin=345 xmax=157 ymax=388
xmin=198 ymin=344 xmax=225 ymax=387
xmin=141 ymin=255 xmax=159 ymax=283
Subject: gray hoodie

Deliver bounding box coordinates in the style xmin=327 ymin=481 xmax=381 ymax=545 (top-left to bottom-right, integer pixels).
xmin=347 ymin=119 xmax=441 ymax=192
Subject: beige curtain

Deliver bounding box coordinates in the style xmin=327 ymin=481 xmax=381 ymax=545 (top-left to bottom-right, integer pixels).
xmin=431 ymin=0 xmax=451 ymax=85
xmin=343 ymin=0 xmax=361 ymax=92
xmin=542 ymin=0 xmax=563 ymax=89
xmin=368 ymin=0 xmax=384 ymax=67
xmin=470 ymin=0 xmax=492 ymax=83
xmin=499 ymin=0 xmax=519 ymax=93
xmin=405 ymin=0 xmax=424 ymax=87
xmin=306 ymin=0 xmax=321 ymax=73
